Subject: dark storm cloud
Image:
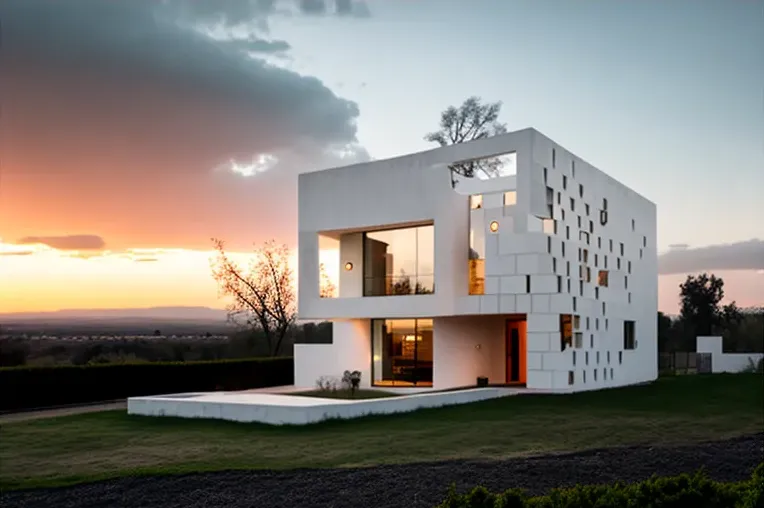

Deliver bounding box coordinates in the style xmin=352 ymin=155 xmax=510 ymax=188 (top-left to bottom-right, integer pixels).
xmin=17 ymin=235 xmax=107 ymax=251
xmin=1 ymin=0 xmax=362 ymax=156
xmin=658 ymin=239 xmax=764 ymax=275
xmin=0 ymin=0 xmax=370 ymax=250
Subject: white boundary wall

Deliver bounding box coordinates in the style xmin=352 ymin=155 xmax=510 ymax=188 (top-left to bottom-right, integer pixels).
xmin=696 ymin=336 xmax=763 ymax=373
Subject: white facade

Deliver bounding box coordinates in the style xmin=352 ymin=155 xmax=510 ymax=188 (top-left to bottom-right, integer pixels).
xmin=297 ymin=128 xmax=658 ymax=392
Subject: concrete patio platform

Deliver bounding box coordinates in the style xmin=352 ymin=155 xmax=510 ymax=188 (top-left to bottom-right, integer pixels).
xmin=127 ymin=387 xmax=517 ymax=425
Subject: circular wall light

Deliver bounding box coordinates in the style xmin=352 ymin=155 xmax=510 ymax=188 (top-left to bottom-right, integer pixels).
xmin=489 ymin=221 xmax=500 ymax=233
xmin=344 ymin=262 xmax=354 ymax=271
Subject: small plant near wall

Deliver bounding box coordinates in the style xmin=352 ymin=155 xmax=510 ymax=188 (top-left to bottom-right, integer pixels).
xmin=316 ymin=376 xmax=339 ymax=394
xmin=342 ymin=370 xmax=362 ymax=397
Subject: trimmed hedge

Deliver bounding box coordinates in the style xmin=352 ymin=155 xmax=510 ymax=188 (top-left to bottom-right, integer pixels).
xmin=0 ymin=357 xmax=293 ymax=411
xmin=436 ymin=462 xmax=764 ymax=508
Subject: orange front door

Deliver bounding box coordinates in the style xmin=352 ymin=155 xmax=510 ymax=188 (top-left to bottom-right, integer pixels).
xmin=506 ymin=320 xmax=527 ymax=385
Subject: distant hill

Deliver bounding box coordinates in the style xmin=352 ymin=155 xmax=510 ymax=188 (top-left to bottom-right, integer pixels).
xmin=0 ymin=306 xmax=230 ymax=322
xmin=0 ymin=307 xmax=234 ymax=336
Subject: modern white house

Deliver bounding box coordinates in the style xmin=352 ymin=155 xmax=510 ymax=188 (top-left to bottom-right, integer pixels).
xmin=295 ymin=128 xmax=658 ymax=393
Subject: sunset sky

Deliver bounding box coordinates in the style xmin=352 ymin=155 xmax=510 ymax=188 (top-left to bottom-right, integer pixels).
xmin=1 ymin=0 xmax=763 ymax=315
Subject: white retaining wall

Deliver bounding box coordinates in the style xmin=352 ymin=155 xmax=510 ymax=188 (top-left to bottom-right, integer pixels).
xmin=696 ymin=336 xmax=763 ymax=373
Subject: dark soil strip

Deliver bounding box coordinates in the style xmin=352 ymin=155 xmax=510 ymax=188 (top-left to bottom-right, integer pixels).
xmin=3 ymin=434 xmax=762 ymax=508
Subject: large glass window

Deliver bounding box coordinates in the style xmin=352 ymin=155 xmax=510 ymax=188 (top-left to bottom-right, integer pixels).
xmin=363 ymin=225 xmax=434 ymax=296
xmin=372 ymin=319 xmax=433 ymax=387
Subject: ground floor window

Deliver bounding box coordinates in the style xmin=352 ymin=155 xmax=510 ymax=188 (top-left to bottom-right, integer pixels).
xmin=371 ymin=319 xmax=433 ymax=387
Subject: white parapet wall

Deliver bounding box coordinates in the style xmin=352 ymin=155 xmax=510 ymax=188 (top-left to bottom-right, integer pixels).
xmin=696 ymin=336 xmax=763 ymax=373
xmin=128 ymin=388 xmax=514 ymax=425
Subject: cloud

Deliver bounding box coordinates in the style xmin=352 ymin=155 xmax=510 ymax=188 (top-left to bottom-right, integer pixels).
xmin=0 ymin=0 xmax=370 ymax=251
xmin=658 ymin=239 xmax=764 ymax=275
xmin=16 ymin=235 xmax=107 ymax=251
xmin=0 ymin=251 xmax=34 ymax=257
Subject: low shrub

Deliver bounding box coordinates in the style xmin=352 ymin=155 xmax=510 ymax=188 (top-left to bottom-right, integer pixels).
xmin=436 ymin=462 xmax=764 ymax=507
xmin=0 ymin=357 xmax=293 ymax=411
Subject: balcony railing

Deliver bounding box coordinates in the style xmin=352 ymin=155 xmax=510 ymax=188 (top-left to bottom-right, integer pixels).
xmin=363 ymin=275 xmax=434 ymax=296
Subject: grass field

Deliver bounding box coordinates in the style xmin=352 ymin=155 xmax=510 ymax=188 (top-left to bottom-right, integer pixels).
xmin=1 ymin=374 xmax=761 ymax=491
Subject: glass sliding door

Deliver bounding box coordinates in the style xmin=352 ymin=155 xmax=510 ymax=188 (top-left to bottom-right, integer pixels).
xmin=363 ymin=225 xmax=434 ymax=296
xmin=371 ymin=318 xmax=433 ymax=387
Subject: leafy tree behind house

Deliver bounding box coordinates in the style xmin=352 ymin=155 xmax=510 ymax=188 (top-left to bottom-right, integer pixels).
xmin=424 ymin=96 xmax=508 ymax=187
xmin=679 ymin=273 xmax=741 ymax=338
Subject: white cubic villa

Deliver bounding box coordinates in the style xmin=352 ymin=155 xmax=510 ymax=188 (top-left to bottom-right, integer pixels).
xmin=296 ymin=128 xmax=658 ymax=393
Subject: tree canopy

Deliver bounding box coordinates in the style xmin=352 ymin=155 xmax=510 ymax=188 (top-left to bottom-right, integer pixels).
xmin=424 ymin=96 xmax=508 ymax=186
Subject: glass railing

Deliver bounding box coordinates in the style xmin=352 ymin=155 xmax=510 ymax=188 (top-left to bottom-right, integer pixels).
xmin=468 ymin=259 xmax=485 ymax=295
xmin=363 ymin=275 xmax=435 ymax=296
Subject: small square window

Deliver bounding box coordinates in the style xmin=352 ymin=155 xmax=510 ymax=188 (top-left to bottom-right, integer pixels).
xmin=470 ymin=194 xmax=483 ymax=209
xmin=504 ymin=191 xmax=517 ymax=206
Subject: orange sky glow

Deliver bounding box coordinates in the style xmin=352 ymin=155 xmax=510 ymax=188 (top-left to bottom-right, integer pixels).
xmin=1 ymin=240 xmax=761 ymax=315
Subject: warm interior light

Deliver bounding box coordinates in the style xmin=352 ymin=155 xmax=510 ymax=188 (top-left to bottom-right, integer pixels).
xmin=344 ymin=262 xmax=353 ymax=271
xmin=403 ymin=335 xmax=422 ymax=342
xmin=489 ymin=221 xmax=499 ymax=232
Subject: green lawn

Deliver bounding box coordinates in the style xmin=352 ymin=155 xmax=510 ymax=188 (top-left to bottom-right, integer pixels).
xmin=1 ymin=374 xmax=761 ymax=491
xmin=292 ymin=389 xmax=397 ymax=399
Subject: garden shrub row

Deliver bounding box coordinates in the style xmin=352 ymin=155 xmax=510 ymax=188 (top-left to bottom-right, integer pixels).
xmin=0 ymin=357 xmax=293 ymax=411
xmin=436 ymin=462 xmax=764 ymax=508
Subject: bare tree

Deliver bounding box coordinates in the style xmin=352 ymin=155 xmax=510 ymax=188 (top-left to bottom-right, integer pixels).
xmin=319 ymin=263 xmax=337 ymax=298
xmin=424 ymin=96 xmax=508 ymax=186
xmin=210 ymin=238 xmax=296 ymax=357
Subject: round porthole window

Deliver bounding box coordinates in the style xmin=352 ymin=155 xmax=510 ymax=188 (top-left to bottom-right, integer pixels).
xmin=489 ymin=221 xmax=499 ymax=233
xmin=344 ymin=262 xmax=354 ymax=271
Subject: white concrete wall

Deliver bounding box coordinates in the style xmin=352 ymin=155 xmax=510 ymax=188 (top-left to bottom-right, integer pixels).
xmin=457 ymin=130 xmax=658 ymax=391
xmin=339 ymin=233 xmax=363 ymax=297
xmin=433 ymin=316 xmax=505 ymax=389
xmin=297 ymin=127 xmax=658 ymax=393
xmin=298 ymin=130 xmax=534 ymax=321
xmin=293 ymin=320 xmax=372 ymax=389
xmin=697 ymin=336 xmax=764 ymax=373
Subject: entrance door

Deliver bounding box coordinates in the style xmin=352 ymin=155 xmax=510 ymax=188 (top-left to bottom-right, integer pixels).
xmin=505 ymin=320 xmax=527 ymax=385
